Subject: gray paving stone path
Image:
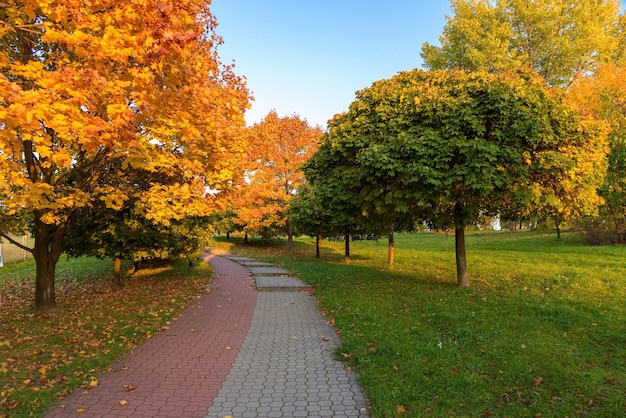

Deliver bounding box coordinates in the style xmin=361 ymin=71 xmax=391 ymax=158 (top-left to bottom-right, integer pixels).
xmin=204 ymin=291 xmax=369 ymax=418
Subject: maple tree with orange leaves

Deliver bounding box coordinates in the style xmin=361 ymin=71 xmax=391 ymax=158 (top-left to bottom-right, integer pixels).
xmin=0 ymin=0 xmax=249 ymax=311
xmin=224 ymin=111 xmax=323 ymax=248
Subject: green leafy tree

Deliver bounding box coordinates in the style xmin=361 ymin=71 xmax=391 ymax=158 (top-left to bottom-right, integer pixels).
xmin=312 ymin=69 xmax=607 ymax=286
xmin=289 ymin=183 xmax=375 ymax=259
xmin=422 ymin=0 xmax=624 ymax=86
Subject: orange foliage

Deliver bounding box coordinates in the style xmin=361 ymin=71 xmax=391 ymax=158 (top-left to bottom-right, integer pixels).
xmin=0 ymin=0 xmax=249 ymax=309
xmin=228 ymin=111 xmax=323 ymax=236
xmin=0 ymin=0 xmax=249 ymax=226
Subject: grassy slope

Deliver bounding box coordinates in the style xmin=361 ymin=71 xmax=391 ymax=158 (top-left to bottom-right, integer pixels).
xmin=215 ymin=231 xmax=626 ymax=417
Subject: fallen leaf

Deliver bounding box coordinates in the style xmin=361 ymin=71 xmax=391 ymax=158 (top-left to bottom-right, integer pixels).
xmin=533 ymin=376 xmax=544 ymax=386
xmin=76 ymin=409 xmax=85 ymax=413
xmin=123 ymin=384 xmax=136 ymax=392
xmin=119 ymin=400 xmax=128 ymax=406
xmin=89 ymin=379 xmax=98 ymax=388
xmin=397 ymin=405 xmax=407 ymax=413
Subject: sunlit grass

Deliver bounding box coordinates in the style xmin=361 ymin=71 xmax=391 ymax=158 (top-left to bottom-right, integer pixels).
xmin=213 ymin=230 xmax=626 ymax=417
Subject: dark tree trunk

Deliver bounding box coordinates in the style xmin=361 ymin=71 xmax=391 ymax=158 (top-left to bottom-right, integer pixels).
xmin=508 ymin=220 xmax=516 ymax=232
xmin=455 ymin=227 xmax=470 ymax=287
xmin=454 ymin=203 xmax=470 ymax=287
xmin=114 ymin=256 xmax=123 ymax=286
xmin=344 ymin=234 xmax=350 ymax=262
xmin=388 ymin=224 xmax=395 ymax=269
xmin=555 ymin=219 xmax=561 ymax=239
xmin=315 ymin=236 xmax=320 ymax=259
xmin=244 ymin=232 xmax=248 ymax=243
xmin=226 ymin=231 xmax=230 ymax=240
xmin=33 ymin=219 xmax=64 ymax=311
xmin=287 ymin=219 xmax=293 ymax=253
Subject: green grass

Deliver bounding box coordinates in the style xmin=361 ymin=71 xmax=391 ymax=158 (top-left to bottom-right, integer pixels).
xmin=213 ymin=231 xmax=626 ymax=417
xmin=0 ymin=255 xmax=211 ymax=418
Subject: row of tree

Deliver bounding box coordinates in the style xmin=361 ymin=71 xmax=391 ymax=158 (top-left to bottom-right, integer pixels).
xmin=289 ymin=0 xmax=626 ymax=286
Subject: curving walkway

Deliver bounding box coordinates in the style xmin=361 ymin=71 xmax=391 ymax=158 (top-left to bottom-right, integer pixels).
xmin=45 ymin=252 xmax=369 ymax=417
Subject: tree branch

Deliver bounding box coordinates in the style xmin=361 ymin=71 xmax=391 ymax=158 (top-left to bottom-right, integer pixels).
xmin=0 ymin=232 xmax=33 ymax=253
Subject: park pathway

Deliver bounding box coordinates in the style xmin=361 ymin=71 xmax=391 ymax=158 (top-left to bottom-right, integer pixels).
xmin=45 ymin=251 xmax=369 ymax=417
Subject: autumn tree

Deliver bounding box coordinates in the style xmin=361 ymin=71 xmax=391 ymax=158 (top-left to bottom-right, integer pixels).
xmin=0 ymin=1 xmax=249 ymax=311
xmin=62 ymin=162 xmax=212 ymax=284
xmin=229 ymin=111 xmax=322 ymax=249
xmin=308 ymin=69 xmax=607 ymax=286
xmin=422 ymin=0 xmax=624 ymax=86
xmin=568 ymin=63 xmax=626 ymax=242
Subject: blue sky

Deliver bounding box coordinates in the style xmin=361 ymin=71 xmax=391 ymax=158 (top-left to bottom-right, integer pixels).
xmin=210 ymin=1 xmax=451 ymax=128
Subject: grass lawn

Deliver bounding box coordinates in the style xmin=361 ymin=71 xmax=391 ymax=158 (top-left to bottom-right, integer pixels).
xmin=0 ymin=256 xmax=211 ymax=418
xmin=213 ymin=230 xmax=626 ymax=417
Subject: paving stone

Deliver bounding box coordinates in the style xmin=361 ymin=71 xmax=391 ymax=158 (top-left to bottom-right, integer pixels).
xmin=46 ymin=254 xmax=257 ymax=418
xmin=238 ymin=260 xmax=276 ymax=267
xmin=255 ymin=275 xmax=312 ymax=292
xmin=249 ymin=266 xmax=291 ymax=276
xmin=205 ymin=288 xmax=369 ymax=418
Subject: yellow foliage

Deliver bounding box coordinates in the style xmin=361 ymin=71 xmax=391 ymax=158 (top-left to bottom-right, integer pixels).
xmin=0 ymin=0 xmax=250 ymax=231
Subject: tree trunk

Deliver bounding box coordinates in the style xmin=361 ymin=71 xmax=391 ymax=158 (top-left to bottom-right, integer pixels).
xmin=287 ymin=219 xmax=293 ymax=253
xmin=555 ymin=219 xmax=561 ymax=239
xmin=244 ymin=232 xmax=248 ymax=243
xmin=315 ymin=236 xmax=320 ymax=259
xmin=508 ymin=220 xmax=516 ymax=232
xmin=455 ymin=227 xmax=470 ymax=287
xmin=344 ymin=234 xmax=350 ymax=262
xmin=33 ymin=220 xmax=64 ymax=311
xmin=388 ymin=224 xmax=395 ymax=269
xmin=226 ymin=231 xmax=230 ymax=240
xmin=454 ymin=203 xmax=469 ymax=287
xmin=114 ymin=256 xmax=123 ymax=286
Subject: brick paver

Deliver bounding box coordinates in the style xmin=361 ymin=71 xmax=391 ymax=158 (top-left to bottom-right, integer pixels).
xmin=46 ymin=253 xmax=256 ymax=418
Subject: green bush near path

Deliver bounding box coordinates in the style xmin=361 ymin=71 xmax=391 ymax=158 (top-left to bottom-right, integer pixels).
xmin=214 ymin=231 xmax=626 ymax=417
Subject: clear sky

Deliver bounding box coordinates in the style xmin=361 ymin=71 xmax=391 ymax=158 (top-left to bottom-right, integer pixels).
xmin=210 ymin=1 xmax=451 ymax=128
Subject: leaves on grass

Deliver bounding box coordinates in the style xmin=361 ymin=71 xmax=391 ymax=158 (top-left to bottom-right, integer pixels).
xmin=0 ymin=261 xmax=210 ymax=417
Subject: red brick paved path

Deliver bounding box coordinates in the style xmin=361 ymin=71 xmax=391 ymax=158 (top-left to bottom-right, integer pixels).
xmin=46 ymin=253 xmax=257 ymax=418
